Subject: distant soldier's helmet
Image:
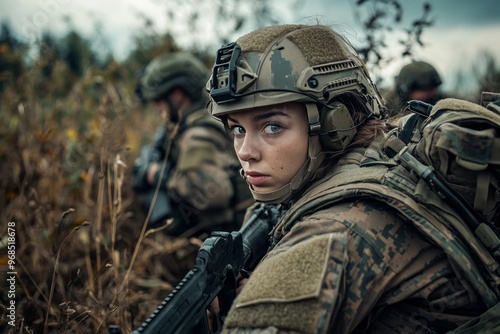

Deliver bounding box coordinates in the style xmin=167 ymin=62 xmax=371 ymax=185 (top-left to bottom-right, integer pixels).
xmin=396 ymin=61 xmax=442 ymax=94
xmin=206 ymin=24 xmax=384 ymax=203
xmin=137 ymin=52 xmax=208 ymax=102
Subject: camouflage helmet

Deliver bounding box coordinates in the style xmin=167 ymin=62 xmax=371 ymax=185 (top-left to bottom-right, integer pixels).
xmin=138 ymin=52 xmax=208 ymax=102
xmin=206 ymin=24 xmax=383 ymax=118
xmin=206 ymin=24 xmax=384 ymax=203
xmin=396 ymin=61 xmax=442 ymax=94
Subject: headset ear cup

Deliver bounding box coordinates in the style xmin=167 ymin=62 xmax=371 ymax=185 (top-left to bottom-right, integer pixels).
xmin=319 ymin=102 xmax=357 ymax=152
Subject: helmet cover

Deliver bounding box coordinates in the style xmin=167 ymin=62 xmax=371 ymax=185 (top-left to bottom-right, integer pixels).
xmin=139 ymin=52 xmax=208 ymax=102
xmin=396 ymin=61 xmax=442 ymax=94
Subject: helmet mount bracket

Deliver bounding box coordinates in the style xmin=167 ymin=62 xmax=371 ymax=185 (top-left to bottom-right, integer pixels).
xmin=210 ymin=42 xmax=241 ymax=104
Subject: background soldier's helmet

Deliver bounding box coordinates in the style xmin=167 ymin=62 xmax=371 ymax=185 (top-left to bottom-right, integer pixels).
xmin=206 ymin=24 xmax=384 ymax=203
xmin=137 ymin=52 xmax=208 ymax=102
xmin=395 ymin=61 xmax=442 ymax=94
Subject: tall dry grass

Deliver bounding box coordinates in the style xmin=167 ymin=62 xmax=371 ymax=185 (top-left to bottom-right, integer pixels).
xmin=0 ymin=56 xmax=202 ymax=333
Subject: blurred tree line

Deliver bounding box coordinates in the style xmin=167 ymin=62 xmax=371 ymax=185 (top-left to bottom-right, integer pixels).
xmin=1 ymin=0 xmax=498 ymax=102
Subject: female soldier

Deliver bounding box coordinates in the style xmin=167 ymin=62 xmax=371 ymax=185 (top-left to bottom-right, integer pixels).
xmin=205 ymin=24 xmax=495 ymax=333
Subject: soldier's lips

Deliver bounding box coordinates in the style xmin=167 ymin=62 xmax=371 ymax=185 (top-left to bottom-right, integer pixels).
xmin=245 ymin=171 xmax=270 ymax=187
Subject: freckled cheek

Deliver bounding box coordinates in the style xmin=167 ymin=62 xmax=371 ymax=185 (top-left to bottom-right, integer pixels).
xmin=273 ymin=146 xmax=294 ymax=171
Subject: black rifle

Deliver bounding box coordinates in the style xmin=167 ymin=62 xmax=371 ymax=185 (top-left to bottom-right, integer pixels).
xmin=132 ymin=203 xmax=281 ymax=334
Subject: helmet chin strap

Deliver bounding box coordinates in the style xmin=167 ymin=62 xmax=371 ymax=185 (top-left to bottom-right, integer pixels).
xmin=244 ymin=103 xmax=326 ymax=204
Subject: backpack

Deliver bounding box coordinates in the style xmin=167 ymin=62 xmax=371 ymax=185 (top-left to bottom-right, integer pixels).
xmin=386 ymin=97 xmax=500 ymax=333
xmin=280 ymin=97 xmax=500 ymax=333
xmin=414 ymin=97 xmax=500 ymax=223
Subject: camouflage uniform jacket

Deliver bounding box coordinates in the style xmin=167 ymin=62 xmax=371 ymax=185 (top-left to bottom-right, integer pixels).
xmin=163 ymin=101 xmax=249 ymax=234
xmin=222 ymin=146 xmax=495 ymax=333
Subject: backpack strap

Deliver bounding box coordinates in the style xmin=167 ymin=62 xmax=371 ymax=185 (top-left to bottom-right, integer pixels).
xmin=280 ymin=162 xmax=500 ymax=307
xmin=398 ymin=100 xmax=433 ymax=145
xmin=447 ymin=300 xmax=500 ymax=333
xmin=383 ymin=131 xmax=500 ymax=268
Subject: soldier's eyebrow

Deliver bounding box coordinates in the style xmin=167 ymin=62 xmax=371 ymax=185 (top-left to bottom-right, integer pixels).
xmin=227 ymin=111 xmax=289 ymax=124
xmin=226 ymin=115 xmax=239 ymax=124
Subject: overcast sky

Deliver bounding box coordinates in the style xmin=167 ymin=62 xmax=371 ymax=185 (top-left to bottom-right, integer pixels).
xmin=1 ymin=0 xmax=499 ymax=94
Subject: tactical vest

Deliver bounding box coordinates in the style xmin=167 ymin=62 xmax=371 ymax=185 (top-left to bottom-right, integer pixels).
xmin=275 ymin=146 xmax=500 ymax=332
xmin=283 ymin=158 xmax=500 ymax=298
xmin=276 ymin=101 xmax=500 ymax=333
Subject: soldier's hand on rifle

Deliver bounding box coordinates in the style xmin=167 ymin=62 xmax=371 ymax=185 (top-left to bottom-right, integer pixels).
xmin=146 ymin=162 xmax=161 ymax=185
xmin=133 ymin=145 xmax=171 ymax=192
xmin=208 ymin=272 xmax=249 ymax=316
xmin=236 ymin=271 xmax=249 ymax=294
xmin=133 ymin=126 xmax=169 ymax=192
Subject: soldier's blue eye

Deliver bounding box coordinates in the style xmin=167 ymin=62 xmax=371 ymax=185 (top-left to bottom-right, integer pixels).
xmin=231 ymin=126 xmax=245 ymax=135
xmin=264 ymin=123 xmax=282 ymax=134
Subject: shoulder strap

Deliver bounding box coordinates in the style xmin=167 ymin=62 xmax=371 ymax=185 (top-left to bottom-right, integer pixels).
xmin=281 ymin=164 xmax=500 ymax=307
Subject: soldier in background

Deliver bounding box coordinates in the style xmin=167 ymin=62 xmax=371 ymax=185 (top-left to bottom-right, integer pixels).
xmin=133 ymin=52 xmax=252 ymax=237
xmin=384 ymin=60 xmax=445 ymax=116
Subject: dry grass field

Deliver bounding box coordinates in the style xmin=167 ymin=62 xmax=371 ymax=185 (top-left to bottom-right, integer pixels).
xmin=0 ymin=38 xmax=207 ymax=333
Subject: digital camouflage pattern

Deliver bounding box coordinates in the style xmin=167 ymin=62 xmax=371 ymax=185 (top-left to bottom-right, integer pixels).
xmin=222 ymin=144 xmax=499 ymax=333
xmin=207 ymin=25 xmax=383 ymax=118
